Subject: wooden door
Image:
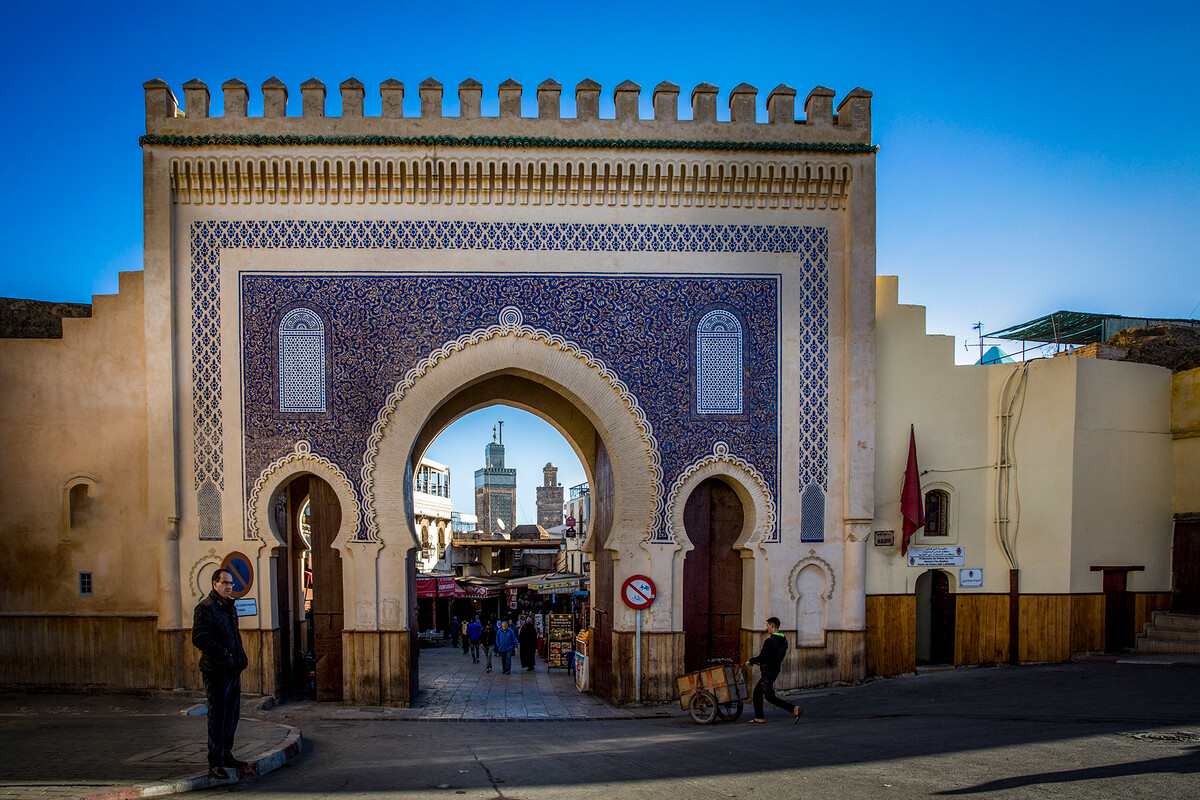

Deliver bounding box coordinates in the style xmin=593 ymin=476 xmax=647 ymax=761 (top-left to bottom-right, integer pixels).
xmin=308 ymin=477 xmax=344 ymax=701
xmin=1103 ymin=569 xmax=1133 ymax=652
xmin=1172 ymin=522 xmax=1200 ymax=613
xmin=683 ymin=478 xmax=744 ymax=672
xmin=929 ymin=571 xmax=956 ymax=665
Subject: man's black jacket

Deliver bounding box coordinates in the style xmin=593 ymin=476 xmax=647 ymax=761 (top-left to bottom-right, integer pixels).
xmin=192 ymin=590 xmax=248 ymax=675
xmin=748 ymin=632 xmax=790 ymax=676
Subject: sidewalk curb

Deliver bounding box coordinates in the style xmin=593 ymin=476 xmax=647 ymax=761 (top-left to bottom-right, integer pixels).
xmin=79 ymin=723 xmax=302 ymax=800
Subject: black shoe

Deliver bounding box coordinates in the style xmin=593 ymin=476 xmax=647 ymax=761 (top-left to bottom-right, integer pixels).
xmin=225 ymin=758 xmax=249 ymax=769
xmin=208 ymin=766 xmax=230 ymax=780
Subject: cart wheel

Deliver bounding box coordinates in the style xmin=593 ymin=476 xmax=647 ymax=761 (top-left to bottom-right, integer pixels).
xmin=689 ymin=690 xmax=719 ymax=724
xmin=715 ymin=700 xmax=743 ymax=722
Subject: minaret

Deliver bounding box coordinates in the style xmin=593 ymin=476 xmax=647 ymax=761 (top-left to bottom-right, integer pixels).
xmin=474 ymin=421 xmax=516 ymax=536
xmin=536 ymin=462 xmax=564 ymax=530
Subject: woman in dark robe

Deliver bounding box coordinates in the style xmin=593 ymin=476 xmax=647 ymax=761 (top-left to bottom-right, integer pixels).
xmin=518 ymin=616 xmax=538 ymax=671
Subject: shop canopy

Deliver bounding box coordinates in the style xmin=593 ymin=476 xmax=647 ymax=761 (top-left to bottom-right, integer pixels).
xmin=458 ymin=578 xmax=503 ymax=598
xmin=505 ymin=572 xmax=583 ymax=594
xmin=415 ymin=574 xmax=459 ymax=598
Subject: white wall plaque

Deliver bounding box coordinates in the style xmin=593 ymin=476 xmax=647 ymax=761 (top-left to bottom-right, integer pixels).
xmin=907 ymin=546 xmax=965 ymax=567
xmin=959 ymin=568 xmax=983 ymax=587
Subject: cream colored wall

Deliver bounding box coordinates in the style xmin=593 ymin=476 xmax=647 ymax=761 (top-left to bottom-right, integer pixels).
xmin=1173 ymin=367 xmax=1200 ymax=514
xmin=0 ymin=271 xmax=155 ymax=614
xmin=871 ymin=276 xmax=995 ymax=593
xmin=873 ymin=276 xmax=1175 ymax=597
xmin=1068 ymin=358 xmax=1172 ymax=591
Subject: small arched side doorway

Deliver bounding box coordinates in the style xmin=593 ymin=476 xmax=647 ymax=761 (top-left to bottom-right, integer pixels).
xmin=273 ymin=473 xmax=344 ymax=701
xmin=915 ymin=569 xmax=956 ymax=666
xmin=682 ymin=477 xmax=744 ymax=671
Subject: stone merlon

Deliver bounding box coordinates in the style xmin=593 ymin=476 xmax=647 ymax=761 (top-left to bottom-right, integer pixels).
xmin=141 ymin=77 xmax=875 ymax=148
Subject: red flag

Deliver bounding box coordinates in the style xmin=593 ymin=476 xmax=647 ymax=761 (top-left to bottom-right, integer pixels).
xmin=900 ymin=424 xmax=925 ymax=555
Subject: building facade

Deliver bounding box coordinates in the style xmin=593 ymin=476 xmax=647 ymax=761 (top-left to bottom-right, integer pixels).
xmin=413 ymin=457 xmax=452 ymax=573
xmin=475 ymin=437 xmax=517 ymax=537
xmin=536 ymin=462 xmax=564 ymax=530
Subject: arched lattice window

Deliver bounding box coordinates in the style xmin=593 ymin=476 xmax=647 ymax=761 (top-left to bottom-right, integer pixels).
xmin=696 ymin=310 xmax=743 ymax=415
xmin=279 ymin=308 xmax=327 ymax=413
xmin=421 ymin=525 xmax=430 ymax=549
xmin=925 ymin=490 xmax=950 ymax=536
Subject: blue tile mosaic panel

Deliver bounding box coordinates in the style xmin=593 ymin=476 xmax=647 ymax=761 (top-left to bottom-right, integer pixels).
xmin=187 ymin=220 xmax=829 ymax=544
xmin=240 ymin=274 xmax=779 ymax=541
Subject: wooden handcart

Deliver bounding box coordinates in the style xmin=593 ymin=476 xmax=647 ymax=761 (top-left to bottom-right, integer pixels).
xmin=677 ymin=664 xmax=749 ymax=724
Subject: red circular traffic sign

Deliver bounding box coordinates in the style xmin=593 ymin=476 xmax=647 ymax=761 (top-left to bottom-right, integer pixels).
xmin=621 ymin=575 xmax=656 ymax=610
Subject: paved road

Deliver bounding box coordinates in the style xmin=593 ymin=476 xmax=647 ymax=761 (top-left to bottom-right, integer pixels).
xmin=219 ymin=662 xmax=1200 ymax=800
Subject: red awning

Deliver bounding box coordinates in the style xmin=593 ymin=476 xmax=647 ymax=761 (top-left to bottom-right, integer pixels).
xmin=416 ymin=577 xmax=436 ymax=598
xmin=436 ymin=576 xmax=456 ymax=597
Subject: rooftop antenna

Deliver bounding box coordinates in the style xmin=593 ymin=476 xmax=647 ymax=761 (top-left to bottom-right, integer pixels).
xmin=972 ymin=322 xmax=984 ymax=362
xmin=498 ymin=420 xmax=504 ymax=446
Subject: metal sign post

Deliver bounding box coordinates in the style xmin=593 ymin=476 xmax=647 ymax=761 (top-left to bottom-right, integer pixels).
xmin=620 ymin=575 xmax=656 ymax=704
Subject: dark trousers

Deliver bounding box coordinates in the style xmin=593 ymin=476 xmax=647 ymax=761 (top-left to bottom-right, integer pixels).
xmin=498 ymin=650 xmax=513 ymax=673
xmin=203 ymin=670 xmax=242 ymax=767
xmin=470 ymin=641 xmax=480 ymax=661
xmin=752 ymin=672 xmax=796 ymax=719
xmin=482 ymin=644 xmax=492 ymax=670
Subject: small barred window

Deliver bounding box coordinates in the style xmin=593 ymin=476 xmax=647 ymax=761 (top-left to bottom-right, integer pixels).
xmin=696 ymin=310 xmax=743 ymax=415
xmin=279 ymin=308 xmax=327 ymax=413
xmin=925 ymin=490 xmax=950 ymax=536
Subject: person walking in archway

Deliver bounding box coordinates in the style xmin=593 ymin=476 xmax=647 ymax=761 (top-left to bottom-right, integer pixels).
xmin=519 ymin=615 xmax=538 ymax=671
xmin=743 ymin=616 xmax=802 ymax=724
xmin=480 ymin=617 xmax=495 ymax=672
xmin=495 ymin=619 xmax=517 ymax=674
xmin=466 ymin=617 xmax=482 ymax=663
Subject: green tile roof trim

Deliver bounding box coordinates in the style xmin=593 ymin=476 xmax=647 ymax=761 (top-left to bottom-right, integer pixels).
xmin=139 ymin=133 xmax=877 ymax=154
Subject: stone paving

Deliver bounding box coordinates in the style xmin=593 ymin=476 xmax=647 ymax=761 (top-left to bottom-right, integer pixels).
xmin=0 ymin=691 xmax=299 ymax=800
xmin=263 ymin=639 xmax=676 ymax=721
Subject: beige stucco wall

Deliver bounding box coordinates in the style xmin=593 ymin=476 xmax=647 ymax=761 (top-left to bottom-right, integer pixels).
xmin=1173 ymin=367 xmax=1200 ymax=514
xmin=0 ymin=271 xmax=155 ymax=614
xmin=873 ymin=276 xmax=1174 ymax=596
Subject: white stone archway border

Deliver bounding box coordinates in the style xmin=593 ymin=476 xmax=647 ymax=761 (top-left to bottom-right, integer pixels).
xmin=661 ymin=440 xmax=777 ymax=632
xmin=245 ymin=439 xmax=361 ymax=549
xmin=664 ymin=441 xmax=777 ymax=550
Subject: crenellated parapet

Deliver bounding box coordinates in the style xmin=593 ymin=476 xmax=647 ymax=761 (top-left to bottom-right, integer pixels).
xmin=142 ymin=77 xmax=874 ymax=149
xmin=143 ymin=77 xmax=873 ymax=209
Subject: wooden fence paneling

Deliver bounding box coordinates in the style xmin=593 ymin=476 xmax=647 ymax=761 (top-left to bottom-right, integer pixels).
xmin=1134 ymin=593 xmax=1172 ymax=632
xmin=955 ymin=594 xmax=1010 ymax=666
xmin=1070 ymin=594 xmax=1105 ymax=654
xmin=866 ymin=595 xmax=915 ymax=677
xmin=0 ymin=616 xmax=158 ymax=688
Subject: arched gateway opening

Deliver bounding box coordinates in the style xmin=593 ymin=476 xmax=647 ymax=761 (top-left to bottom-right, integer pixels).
xmin=682 ymin=477 xmax=744 ymax=671
xmin=268 ymin=473 xmax=344 ymax=700
xmin=367 ymin=325 xmax=661 ymax=705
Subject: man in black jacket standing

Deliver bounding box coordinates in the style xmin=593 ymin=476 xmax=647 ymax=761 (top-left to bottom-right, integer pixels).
xmin=744 ymin=616 xmax=802 ymax=724
xmin=192 ymin=568 xmax=250 ymax=779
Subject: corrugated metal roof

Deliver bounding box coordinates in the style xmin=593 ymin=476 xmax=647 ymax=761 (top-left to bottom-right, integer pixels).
xmin=987 ymin=311 xmax=1199 ymax=345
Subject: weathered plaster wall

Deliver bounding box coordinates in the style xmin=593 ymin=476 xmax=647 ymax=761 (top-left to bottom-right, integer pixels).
xmin=0 ymin=271 xmax=154 ymax=614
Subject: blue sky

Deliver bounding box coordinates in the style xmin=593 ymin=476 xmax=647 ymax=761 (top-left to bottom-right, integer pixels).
xmin=2 ymin=1 xmax=1197 ymax=501
xmin=424 ymin=407 xmax=585 ymax=526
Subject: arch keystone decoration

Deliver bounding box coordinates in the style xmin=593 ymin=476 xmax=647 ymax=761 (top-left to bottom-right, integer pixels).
xmin=245 ymin=439 xmax=360 ymax=549
xmin=665 ymin=440 xmax=777 ymax=549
